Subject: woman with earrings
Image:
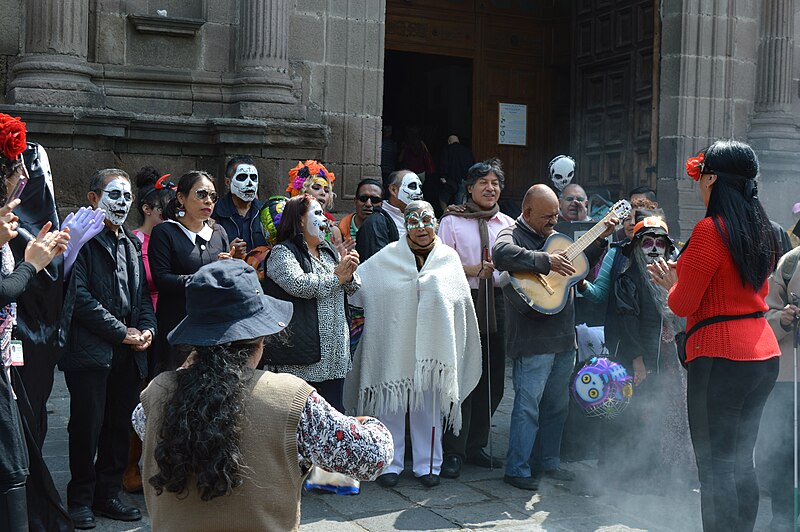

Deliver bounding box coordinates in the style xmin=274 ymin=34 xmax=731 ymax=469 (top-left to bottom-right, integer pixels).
xmin=148 ymin=171 xmax=231 ymax=373
xmin=649 ymin=140 xmax=780 ymax=532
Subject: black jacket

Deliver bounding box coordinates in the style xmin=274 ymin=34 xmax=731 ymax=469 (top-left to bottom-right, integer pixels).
xmin=212 ymin=194 xmax=267 ymax=250
xmin=355 ymin=207 xmax=400 ymax=262
xmin=58 ymin=227 xmax=156 ymax=376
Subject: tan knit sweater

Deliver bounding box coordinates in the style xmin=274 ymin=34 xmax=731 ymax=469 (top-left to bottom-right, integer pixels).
xmin=141 ymin=369 xmax=313 ymax=531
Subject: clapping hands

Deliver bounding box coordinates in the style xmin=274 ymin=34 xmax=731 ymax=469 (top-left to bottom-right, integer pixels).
xmin=61 ymin=207 xmax=106 ymax=277
xmin=24 ymin=221 xmax=70 ymax=272
xmin=334 ymin=249 xmax=360 ymax=284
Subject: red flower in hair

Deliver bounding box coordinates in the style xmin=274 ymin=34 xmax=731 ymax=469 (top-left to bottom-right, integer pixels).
xmin=0 ymin=114 xmax=27 ymax=162
xmin=685 ymin=153 xmax=705 ymax=181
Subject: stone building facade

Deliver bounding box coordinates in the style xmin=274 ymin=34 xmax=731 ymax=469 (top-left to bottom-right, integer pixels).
xmin=0 ymin=0 xmax=797 ymax=238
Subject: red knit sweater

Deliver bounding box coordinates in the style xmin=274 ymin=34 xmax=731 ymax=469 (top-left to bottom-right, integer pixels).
xmin=668 ymin=216 xmax=780 ymax=364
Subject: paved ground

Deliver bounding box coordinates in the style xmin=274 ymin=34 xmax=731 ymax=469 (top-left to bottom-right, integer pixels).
xmin=42 ymin=364 xmax=774 ymax=531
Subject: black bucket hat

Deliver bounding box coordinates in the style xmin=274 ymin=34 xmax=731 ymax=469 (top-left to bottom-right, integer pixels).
xmin=167 ymin=259 xmax=292 ymax=346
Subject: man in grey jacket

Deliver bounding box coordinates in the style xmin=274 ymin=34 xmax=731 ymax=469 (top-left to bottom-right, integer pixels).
xmin=493 ymin=184 xmax=613 ymax=491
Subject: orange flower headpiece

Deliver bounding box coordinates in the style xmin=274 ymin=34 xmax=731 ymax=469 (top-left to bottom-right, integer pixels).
xmin=0 ymin=114 xmax=27 ymax=162
xmin=685 ymin=153 xmax=705 ymax=181
xmin=286 ymin=160 xmax=336 ymax=197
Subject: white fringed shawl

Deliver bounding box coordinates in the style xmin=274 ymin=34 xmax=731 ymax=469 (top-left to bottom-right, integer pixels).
xmin=344 ymin=238 xmax=482 ymax=434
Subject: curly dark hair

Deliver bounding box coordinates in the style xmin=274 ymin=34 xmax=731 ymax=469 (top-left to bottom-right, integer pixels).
xmin=148 ymin=338 xmax=263 ymax=501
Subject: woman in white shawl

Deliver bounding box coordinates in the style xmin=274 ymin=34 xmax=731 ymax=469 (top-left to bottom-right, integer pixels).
xmin=346 ymin=200 xmax=482 ymax=488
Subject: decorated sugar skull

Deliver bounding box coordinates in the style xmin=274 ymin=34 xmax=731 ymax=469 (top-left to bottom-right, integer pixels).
xmin=633 ymin=214 xmax=674 ymax=264
xmin=571 ymin=356 xmax=633 ymax=419
xmin=397 ymin=171 xmax=424 ymax=206
xmin=230 ymin=163 xmax=259 ymax=203
xmin=548 ymin=155 xmax=576 ymax=192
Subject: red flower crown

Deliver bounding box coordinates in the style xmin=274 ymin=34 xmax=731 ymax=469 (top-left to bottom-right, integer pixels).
xmin=0 ymin=114 xmax=27 ymax=162
xmin=685 ymin=153 xmax=705 ymax=181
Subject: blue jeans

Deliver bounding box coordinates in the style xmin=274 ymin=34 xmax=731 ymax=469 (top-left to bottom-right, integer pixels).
xmin=505 ymin=350 xmax=575 ymax=478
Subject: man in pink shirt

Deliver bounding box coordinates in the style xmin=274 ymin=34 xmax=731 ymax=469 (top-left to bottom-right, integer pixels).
xmin=438 ymin=158 xmax=515 ymax=478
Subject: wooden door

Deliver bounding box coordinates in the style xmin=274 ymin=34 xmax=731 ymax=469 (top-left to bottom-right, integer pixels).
xmin=571 ymin=0 xmax=658 ymax=200
xmin=385 ymin=0 xmax=572 ymax=198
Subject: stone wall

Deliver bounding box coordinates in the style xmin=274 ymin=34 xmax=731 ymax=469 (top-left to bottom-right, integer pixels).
xmin=289 ymin=0 xmax=384 ymax=203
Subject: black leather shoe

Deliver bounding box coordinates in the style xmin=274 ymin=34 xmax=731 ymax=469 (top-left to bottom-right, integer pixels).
xmin=92 ymin=498 xmax=141 ymax=522
xmin=503 ymin=475 xmax=539 ymax=491
xmin=466 ymin=450 xmax=503 ymax=468
xmin=440 ymin=455 xmax=462 ymax=478
xmin=541 ymin=468 xmax=576 ymax=481
xmin=68 ymin=506 xmax=96 ymax=530
xmin=416 ymin=474 xmax=440 ymax=488
xmin=375 ymin=473 xmax=399 ymax=488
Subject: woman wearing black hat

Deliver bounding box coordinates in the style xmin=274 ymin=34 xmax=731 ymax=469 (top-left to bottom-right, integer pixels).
xmin=136 ymin=260 xmax=391 ymax=531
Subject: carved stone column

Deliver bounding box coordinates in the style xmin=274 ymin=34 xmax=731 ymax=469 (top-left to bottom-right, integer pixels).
xmin=749 ymin=0 xmax=800 ymax=228
xmin=7 ymin=0 xmax=101 ymax=107
xmin=230 ymin=0 xmax=304 ymax=119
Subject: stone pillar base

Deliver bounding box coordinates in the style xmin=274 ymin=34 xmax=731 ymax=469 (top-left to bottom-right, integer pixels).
xmin=228 ymin=71 xmax=304 ymax=120
xmin=7 ymin=54 xmax=102 ymax=108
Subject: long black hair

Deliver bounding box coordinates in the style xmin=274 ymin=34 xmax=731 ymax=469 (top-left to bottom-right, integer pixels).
xmin=274 ymin=194 xmax=315 ymax=246
xmin=148 ymin=338 xmax=262 ymax=501
xmin=701 ymin=139 xmax=778 ymax=290
xmin=135 ymin=166 xmax=175 ymax=219
xmin=163 ymin=170 xmax=214 ymax=221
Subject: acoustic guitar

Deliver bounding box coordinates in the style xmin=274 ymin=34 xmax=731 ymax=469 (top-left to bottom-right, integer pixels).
xmin=503 ymin=200 xmax=631 ymax=315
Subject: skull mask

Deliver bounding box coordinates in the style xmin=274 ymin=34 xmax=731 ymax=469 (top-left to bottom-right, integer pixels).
xmin=397 ymin=172 xmax=424 ymax=206
xmin=549 ymin=155 xmax=576 ymax=192
xmin=639 ymin=233 xmax=670 ymax=263
xmin=230 ymin=164 xmax=259 ymax=203
xmin=304 ymin=199 xmax=328 ymax=241
xmin=98 ymin=178 xmax=133 ymax=226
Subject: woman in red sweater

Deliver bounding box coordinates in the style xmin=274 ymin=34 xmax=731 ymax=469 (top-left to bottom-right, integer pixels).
xmin=650 ymin=140 xmax=780 ymax=532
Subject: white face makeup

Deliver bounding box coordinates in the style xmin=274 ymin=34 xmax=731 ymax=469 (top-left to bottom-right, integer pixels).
xmin=397 ymin=172 xmax=423 ymax=206
xmin=304 ymin=200 xmax=328 ymax=240
xmin=640 ymin=234 xmax=669 ymax=263
xmin=99 ymin=178 xmax=133 ymax=226
xmin=230 ymin=164 xmax=259 ymax=202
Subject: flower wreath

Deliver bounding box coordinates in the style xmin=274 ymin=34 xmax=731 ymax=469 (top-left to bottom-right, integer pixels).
xmin=0 ymin=114 xmax=27 ymax=162
xmin=286 ymin=160 xmax=335 ymax=197
xmin=685 ymin=153 xmax=705 ymax=181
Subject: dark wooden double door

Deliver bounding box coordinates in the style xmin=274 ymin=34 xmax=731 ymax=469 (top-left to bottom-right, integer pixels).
xmin=384 ymin=0 xmax=657 ymax=200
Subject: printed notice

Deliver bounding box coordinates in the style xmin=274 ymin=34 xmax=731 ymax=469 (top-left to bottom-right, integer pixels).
xmin=498 ymin=103 xmax=527 ymax=146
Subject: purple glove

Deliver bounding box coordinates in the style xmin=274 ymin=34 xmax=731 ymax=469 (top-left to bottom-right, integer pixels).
xmin=61 ymin=207 xmax=106 ymax=277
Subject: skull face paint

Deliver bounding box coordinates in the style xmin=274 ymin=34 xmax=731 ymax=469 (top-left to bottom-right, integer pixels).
xmin=548 ymin=155 xmax=576 ymax=192
xmin=639 ymin=234 xmax=669 ymax=263
xmin=230 ymin=164 xmax=259 ymax=203
xmin=304 ymin=200 xmax=328 ymax=241
xmin=99 ymin=178 xmax=133 ymax=226
xmin=397 ymin=172 xmax=424 ymax=206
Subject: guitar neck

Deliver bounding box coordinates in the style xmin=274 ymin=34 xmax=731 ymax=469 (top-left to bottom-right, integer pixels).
xmin=564 ymin=220 xmax=608 ymax=261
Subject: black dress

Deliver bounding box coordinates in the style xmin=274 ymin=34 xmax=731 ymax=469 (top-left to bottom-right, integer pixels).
xmin=148 ymin=221 xmax=229 ymax=373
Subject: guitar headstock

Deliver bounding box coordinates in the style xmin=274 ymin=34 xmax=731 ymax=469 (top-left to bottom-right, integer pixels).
xmin=607 ymin=199 xmax=632 ymax=223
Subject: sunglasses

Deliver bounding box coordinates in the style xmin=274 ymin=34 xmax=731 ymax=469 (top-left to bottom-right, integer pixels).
xmin=562 ymin=195 xmax=587 ymax=203
xmin=357 ymin=194 xmax=382 ymax=204
xmin=641 ymin=236 xmax=668 ymax=249
xmin=195 ymin=189 xmax=218 ymax=202
xmin=99 ymin=189 xmax=134 ymax=202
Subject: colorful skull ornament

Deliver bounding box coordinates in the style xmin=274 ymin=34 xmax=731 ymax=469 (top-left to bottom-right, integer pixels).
xmin=571 ymin=356 xmax=633 ymax=419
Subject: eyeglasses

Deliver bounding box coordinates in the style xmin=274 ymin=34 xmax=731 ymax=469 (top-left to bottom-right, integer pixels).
xmin=357 ymin=194 xmax=382 ymax=204
xmin=641 ymin=236 xmax=668 ymax=249
xmin=99 ymin=189 xmax=134 ymax=202
xmin=195 ymin=189 xmax=218 ymax=202
xmin=562 ymin=195 xmax=587 ymax=203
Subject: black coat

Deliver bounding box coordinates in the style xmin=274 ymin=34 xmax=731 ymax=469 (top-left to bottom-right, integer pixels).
xmin=58 ymin=227 xmax=156 ymax=376
xmin=148 ymin=221 xmax=229 ymax=370
xmin=355 ymin=207 xmax=399 ymax=262
xmin=211 ymin=194 xmax=267 ymax=250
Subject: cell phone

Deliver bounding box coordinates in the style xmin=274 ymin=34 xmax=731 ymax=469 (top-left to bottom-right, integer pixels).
xmin=6 ymin=164 xmax=29 ymax=203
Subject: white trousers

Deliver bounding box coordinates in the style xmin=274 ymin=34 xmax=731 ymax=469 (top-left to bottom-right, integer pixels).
xmin=379 ymin=390 xmax=442 ymax=477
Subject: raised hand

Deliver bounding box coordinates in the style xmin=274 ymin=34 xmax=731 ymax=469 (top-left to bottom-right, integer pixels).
xmin=0 ymin=199 xmax=21 ymax=246
xmin=25 ymin=221 xmax=70 ymax=272
xmin=62 ymin=207 xmax=107 ymax=277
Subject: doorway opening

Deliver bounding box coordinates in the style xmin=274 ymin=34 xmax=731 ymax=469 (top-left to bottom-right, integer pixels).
xmin=382 ymin=50 xmax=473 ymax=210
